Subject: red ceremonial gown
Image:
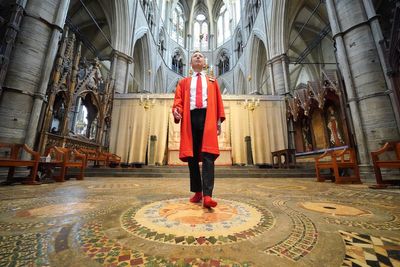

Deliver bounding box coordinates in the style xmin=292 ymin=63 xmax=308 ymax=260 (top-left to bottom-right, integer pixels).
xmin=172 ymin=76 xmax=225 ymax=162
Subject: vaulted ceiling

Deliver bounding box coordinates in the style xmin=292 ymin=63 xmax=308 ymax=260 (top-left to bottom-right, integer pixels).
xmin=67 ymin=0 xmax=113 ymax=60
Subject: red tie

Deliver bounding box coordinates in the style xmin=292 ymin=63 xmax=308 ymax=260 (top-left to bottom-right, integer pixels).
xmin=195 ymin=73 xmax=203 ymax=108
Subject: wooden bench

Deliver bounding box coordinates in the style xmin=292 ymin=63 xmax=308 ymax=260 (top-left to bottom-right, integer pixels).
xmin=78 ymin=148 xmax=107 ymax=167
xmin=0 ymin=143 xmax=40 ymax=185
xmin=104 ymin=152 xmax=121 ymax=167
xmin=315 ymin=148 xmax=361 ymax=184
xmin=46 ymin=146 xmax=86 ymax=182
xmin=370 ymin=141 xmax=400 ymax=188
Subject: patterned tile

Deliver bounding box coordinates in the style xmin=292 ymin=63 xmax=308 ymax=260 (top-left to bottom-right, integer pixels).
xmin=0 ymin=233 xmax=50 ymax=267
xmin=340 ymin=231 xmax=400 ymax=267
xmin=265 ymin=200 xmax=318 ymax=261
xmin=325 ymin=213 xmax=400 ymax=231
xmin=77 ymin=222 xmax=250 ymax=266
xmin=121 ymin=198 xmax=274 ymax=246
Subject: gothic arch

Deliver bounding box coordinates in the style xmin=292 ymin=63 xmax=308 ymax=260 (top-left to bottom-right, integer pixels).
xmin=237 ymin=68 xmax=247 ymax=95
xmin=154 ymin=67 xmax=164 ymax=93
xmin=131 ymin=33 xmax=151 ymax=93
xmin=269 ymin=0 xmax=286 ymax=56
xmin=167 ymin=77 xmax=181 ymax=93
xmin=218 ymin=78 xmax=231 ymax=95
xmin=250 ymin=35 xmax=269 ymax=95
xmin=104 ymin=0 xmax=131 ymax=54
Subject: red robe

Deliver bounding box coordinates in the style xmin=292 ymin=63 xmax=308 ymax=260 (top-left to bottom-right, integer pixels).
xmin=172 ymin=76 xmax=225 ymax=162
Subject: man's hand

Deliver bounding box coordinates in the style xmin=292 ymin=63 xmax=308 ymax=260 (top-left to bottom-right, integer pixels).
xmin=217 ymin=119 xmax=221 ymax=136
xmin=173 ymin=107 xmax=182 ymax=121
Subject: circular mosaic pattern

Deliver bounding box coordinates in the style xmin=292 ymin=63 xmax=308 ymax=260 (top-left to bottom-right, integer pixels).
xmin=300 ymin=202 xmax=370 ymax=216
xmin=121 ymin=198 xmax=274 ymax=246
xmin=256 ymin=184 xmax=307 ymax=190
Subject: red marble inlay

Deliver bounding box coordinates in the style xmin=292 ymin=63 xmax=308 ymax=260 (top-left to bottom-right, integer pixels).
xmin=130 ymin=258 xmax=144 ymax=265
xmin=118 ymin=254 xmax=131 ymax=261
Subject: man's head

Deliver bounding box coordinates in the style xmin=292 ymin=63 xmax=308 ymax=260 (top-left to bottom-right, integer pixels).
xmin=190 ymin=51 xmax=206 ymax=73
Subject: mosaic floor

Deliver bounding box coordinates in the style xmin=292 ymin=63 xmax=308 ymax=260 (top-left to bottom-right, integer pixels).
xmin=0 ymin=177 xmax=399 ymax=267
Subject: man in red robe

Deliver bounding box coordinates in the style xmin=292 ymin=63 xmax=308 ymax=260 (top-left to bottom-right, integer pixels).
xmin=172 ymin=51 xmax=225 ymax=208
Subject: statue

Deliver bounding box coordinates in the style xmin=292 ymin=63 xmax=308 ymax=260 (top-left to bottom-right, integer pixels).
xmin=326 ymin=106 xmax=344 ymax=147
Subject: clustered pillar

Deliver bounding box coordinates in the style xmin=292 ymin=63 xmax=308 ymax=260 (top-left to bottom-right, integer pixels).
xmin=326 ymin=0 xmax=400 ymax=168
xmin=0 ymin=0 xmax=70 ymax=147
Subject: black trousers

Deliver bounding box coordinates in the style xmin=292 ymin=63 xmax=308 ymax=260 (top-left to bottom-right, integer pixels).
xmin=188 ymin=109 xmax=215 ymax=197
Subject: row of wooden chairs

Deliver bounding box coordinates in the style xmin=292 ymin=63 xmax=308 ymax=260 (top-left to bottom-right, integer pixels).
xmin=0 ymin=143 xmax=121 ymax=184
xmin=77 ymin=148 xmax=121 ymax=167
xmin=314 ymin=141 xmax=400 ymax=186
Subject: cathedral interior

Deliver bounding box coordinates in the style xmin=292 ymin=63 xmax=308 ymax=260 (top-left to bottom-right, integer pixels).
xmin=0 ymin=0 xmax=399 ymax=266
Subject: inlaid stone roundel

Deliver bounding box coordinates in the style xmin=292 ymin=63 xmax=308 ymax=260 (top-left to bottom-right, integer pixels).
xmin=121 ymin=198 xmax=274 ymax=246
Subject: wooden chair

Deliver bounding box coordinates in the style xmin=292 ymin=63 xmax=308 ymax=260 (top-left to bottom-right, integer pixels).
xmin=78 ymin=148 xmax=107 ymax=167
xmin=315 ymin=148 xmax=361 ymax=184
xmin=105 ymin=152 xmax=121 ymax=167
xmin=0 ymin=143 xmax=40 ymax=184
xmin=46 ymin=146 xmax=86 ymax=182
xmin=78 ymin=148 xmax=98 ymax=167
xmin=370 ymin=141 xmax=400 ymax=188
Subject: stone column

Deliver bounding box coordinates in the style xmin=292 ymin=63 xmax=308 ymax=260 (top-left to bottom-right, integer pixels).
xmin=362 ymin=0 xmax=400 ymax=131
xmin=326 ymin=0 xmax=400 ymax=169
xmin=269 ymin=53 xmax=294 ymax=149
xmin=113 ymin=51 xmax=134 ymax=94
xmin=267 ymin=62 xmax=275 ymax=95
xmin=0 ymin=0 xmax=27 ymax=94
xmin=0 ymin=0 xmax=70 ymax=146
xmin=269 ymin=54 xmax=289 ymax=96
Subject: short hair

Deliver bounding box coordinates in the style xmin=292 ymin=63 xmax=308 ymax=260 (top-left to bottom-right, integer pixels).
xmin=190 ymin=50 xmax=204 ymax=63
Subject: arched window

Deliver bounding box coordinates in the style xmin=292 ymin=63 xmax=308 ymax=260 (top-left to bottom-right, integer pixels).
xmin=171 ymin=50 xmax=184 ymax=75
xmin=245 ymin=0 xmax=261 ymax=34
xmin=217 ymin=4 xmax=231 ymax=46
xmin=171 ymin=4 xmax=185 ymax=46
xmin=158 ymin=28 xmax=166 ymax=58
xmin=217 ymin=50 xmax=230 ymax=75
xmin=193 ymin=13 xmax=208 ymax=50
xmin=235 ymin=31 xmax=243 ymax=59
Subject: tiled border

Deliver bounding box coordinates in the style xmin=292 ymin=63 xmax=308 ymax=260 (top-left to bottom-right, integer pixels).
xmin=265 ymin=200 xmax=318 ymax=261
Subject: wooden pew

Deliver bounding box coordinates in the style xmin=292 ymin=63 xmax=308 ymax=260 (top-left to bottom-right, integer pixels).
xmin=370 ymin=141 xmax=400 ymax=188
xmin=104 ymin=152 xmax=121 ymax=167
xmin=78 ymin=148 xmax=107 ymax=167
xmin=46 ymin=146 xmax=86 ymax=182
xmin=0 ymin=143 xmax=40 ymax=185
xmin=315 ymin=148 xmax=361 ymax=184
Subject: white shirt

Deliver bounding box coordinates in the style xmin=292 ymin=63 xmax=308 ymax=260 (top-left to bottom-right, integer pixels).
xmin=190 ymin=72 xmax=207 ymax=110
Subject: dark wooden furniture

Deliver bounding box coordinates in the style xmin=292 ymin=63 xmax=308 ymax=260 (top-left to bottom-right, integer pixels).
xmin=315 ymin=148 xmax=361 ymax=184
xmin=78 ymin=148 xmax=107 ymax=167
xmin=370 ymin=141 xmax=400 ymax=188
xmin=104 ymin=152 xmax=121 ymax=167
xmin=38 ymin=161 xmax=61 ymax=183
xmin=46 ymin=146 xmax=86 ymax=182
xmin=0 ymin=143 xmax=40 ymax=185
xmin=271 ymin=149 xmax=296 ymax=168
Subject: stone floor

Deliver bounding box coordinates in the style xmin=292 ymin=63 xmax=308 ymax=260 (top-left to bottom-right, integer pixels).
xmin=0 ymin=176 xmax=399 ymax=267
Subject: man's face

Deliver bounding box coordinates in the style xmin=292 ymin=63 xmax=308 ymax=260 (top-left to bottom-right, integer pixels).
xmin=191 ymin=52 xmax=205 ymax=71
